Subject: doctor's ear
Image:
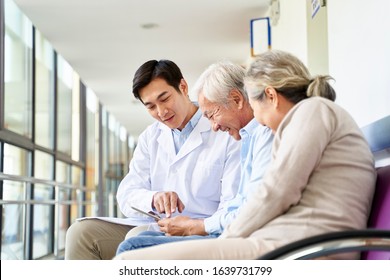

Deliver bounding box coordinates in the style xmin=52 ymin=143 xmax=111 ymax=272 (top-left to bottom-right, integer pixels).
xmin=179 ymin=79 xmax=188 ymax=95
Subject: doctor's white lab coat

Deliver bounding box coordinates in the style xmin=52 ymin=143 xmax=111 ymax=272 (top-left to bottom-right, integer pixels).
xmin=116 ymin=116 xmax=241 ymax=225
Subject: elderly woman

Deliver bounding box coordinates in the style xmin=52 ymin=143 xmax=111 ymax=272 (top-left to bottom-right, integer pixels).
xmin=114 ymin=50 xmax=376 ymax=260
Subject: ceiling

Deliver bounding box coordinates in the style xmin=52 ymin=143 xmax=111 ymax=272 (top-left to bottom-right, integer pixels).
xmin=13 ymin=0 xmax=270 ymax=138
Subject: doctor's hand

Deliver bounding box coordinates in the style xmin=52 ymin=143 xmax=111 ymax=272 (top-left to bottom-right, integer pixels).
xmin=152 ymin=191 xmax=185 ymax=218
xmin=157 ymin=216 xmax=207 ymax=236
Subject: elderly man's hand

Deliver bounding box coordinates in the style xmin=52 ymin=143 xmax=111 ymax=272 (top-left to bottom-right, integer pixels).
xmin=158 ymin=216 xmax=206 ymax=236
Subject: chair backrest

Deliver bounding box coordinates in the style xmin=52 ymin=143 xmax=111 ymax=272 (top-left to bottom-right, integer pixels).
xmin=363 ymin=165 xmax=390 ymax=259
xmin=367 ymin=166 xmax=390 ymax=229
xmin=361 ymin=115 xmax=390 ymax=260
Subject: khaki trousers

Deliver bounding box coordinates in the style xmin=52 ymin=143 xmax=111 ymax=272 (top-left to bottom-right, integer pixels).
xmin=113 ymin=237 xmax=268 ymax=260
xmin=112 ymin=236 xmax=358 ymax=260
xmin=65 ymin=219 xmax=134 ymax=260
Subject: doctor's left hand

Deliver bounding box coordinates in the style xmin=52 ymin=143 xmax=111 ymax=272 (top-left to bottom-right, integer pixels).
xmin=158 ymin=216 xmax=207 ymax=236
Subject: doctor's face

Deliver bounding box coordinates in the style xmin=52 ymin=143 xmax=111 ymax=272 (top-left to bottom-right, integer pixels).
xmin=139 ymin=78 xmax=194 ymax=130
xmin=198 ymin=92 xmax=243 ymax=140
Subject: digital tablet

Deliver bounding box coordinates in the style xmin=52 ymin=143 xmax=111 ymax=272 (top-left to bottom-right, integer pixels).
xmin=131 ymin=206 xmax=161 ymax=220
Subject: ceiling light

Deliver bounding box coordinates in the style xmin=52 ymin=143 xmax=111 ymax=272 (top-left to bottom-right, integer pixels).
xmin=140 ymin=23 xmax=159 ymax=29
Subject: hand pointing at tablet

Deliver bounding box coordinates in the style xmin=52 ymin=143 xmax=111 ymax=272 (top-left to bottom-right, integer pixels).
xmin=152 ymin=191 xmax=185 ymax=218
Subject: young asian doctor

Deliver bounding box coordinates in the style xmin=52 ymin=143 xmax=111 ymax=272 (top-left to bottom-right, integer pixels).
xmin=64 ymin=59 xmax=241 ymax=259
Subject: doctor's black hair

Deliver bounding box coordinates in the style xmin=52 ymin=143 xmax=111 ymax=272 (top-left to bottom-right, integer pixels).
xmin=132 ymin=59 xmax=184 ymax=102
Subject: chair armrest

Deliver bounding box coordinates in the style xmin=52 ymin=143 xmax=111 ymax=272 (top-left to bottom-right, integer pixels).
xmin=257 ymin=229 xmax=390 ymax=260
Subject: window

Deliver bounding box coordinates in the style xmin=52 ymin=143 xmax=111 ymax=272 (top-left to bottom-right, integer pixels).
xmin=71 ymin=165 xmax=83 ymax=223
xmin=0 ymin=0 xmax=131 ymax=259
xmin=1 ymin=144 xmax=31 ymax=260
xmin=86 ymin=88 xmax=99 ymax=216
xmin=4 ymin=0 xmax=33 ymax=138
xmin=32 ymin=150 xmax=54 ymax=259
xmin=55 ymin=160 xmax=70 ymax=251
xmin=35 ymin=30 xmax=54 ymax=149
xmin=56 ymin=56 xmax=73 ymax=156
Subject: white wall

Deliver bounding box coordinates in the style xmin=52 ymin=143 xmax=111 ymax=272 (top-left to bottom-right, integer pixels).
xmin=268 ymin=0 xmax=390 ymax=127
xmin=306 ymin=0 xmax=329 ymax=76
xmin=271 ymin=0 xmax=308 ymax=64
xmin=327 ymin=0 xmax=390 ymax=126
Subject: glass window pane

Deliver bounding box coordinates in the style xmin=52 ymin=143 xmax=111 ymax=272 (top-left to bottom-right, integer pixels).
xmin=107 ymin=116 xmax=120 ymax=216
xmin=101 ymin=108 xmax=109 ymax=216
xmin=4 ymin=0 xmax=33 ymax=138
xmin=33 ymin=151 xmax=54 ymax=259
xmin=32 ymin=185 xmax=53 ymax=259
xmin=55 ymin=161 xmax=70 ymax=251
xmin=84 ymin=192 xmax=97 ymax=218
xmin=35 ymin=30 xmax=54 ymax=149
xmin=86 ymin=93 xmax=96 ymax=189
xmin=71 ymin=165 xmax=83 ymax=222
xmin=58 ymin=189 xmax=69 ymax=250
xmin=119 ymin=126 xmax=128 ymax=178
xmin=34 ymin=150 xmax=53 ymax=180
xmin=2 ymin=190 xmax=25 ymax=260
xmin=55 ymin=160 xmax=70 ymax=183
xmin=3 ymin=143 xmax=30 ymax=176
xmin=71 ymin=73 xmax=80 ymax=161
xmin=56 ymin=56 xmax=73 ymax=156
xmin=1 ymin=144 xmax=31 ymax=260
xmin=86 ymin=88 xmax=98 ymax=216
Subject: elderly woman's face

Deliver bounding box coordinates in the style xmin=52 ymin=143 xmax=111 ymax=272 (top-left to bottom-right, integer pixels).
xmin=248 ymin=88 xmax=287 ymax=134
xmin=249 ymin=96 xmax=273 ymax=128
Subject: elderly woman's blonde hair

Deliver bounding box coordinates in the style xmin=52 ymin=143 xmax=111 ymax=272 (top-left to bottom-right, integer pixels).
xmin=245 ymin=50 xmax=336 ymax=104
